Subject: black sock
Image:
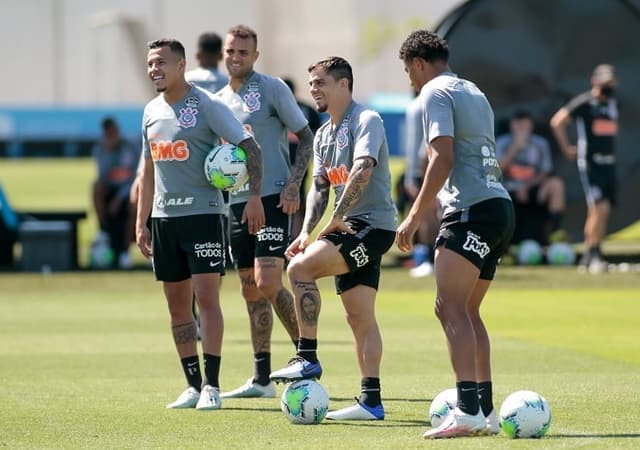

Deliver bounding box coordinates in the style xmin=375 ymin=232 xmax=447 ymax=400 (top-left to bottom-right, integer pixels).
xmin=180 ymin=355 xmax=202 ymax=391
xmin=549 ymin=213 xmax=562 ymax=232
xmin=253 ymin=352 xmax=271 ymax=385
xmin=456 ymin=381 xmax=479 ymax=415
xmin=202 ymin=353 xmax=221 ymax=388
xmin=477 ymin=381 xmax=494 ymax=416
xmin=297 ymin=338 xmax=318 ymax=363
xmin=590 ymin=245 xmax=602 ymax=258
xmin=359 ymin=377 xmax=381 ymax=407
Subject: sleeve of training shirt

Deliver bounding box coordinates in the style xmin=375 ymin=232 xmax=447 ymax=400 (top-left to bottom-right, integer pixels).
xmin=272 ymin=78 xmax=308 ymax=133
xmin=202 ymin=95 xmax=251 ymax=145
xmin=423 ymin=88 xmax=455 ymax=143
xmin=353 ymin=110 xmax=385 ymax=164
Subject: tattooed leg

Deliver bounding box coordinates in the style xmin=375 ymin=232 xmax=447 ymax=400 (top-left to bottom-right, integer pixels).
xmin=272 ymin=287 xmax=299 ymax=342
xmin=246 ymin=298 xmax=273 ymax=353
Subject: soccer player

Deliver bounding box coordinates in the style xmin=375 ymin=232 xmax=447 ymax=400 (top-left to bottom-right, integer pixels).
xmin=550 ymin=64 xmax=618 ymax=273
xmin=136 ymin=38 xmax=264 ymax=410
xmin=185 ymin=31 xmax=230 ymax=339
xmin=270 ymin=56 xmax=397 ymax=421
xmin=396 ymin=30 xmax=515 ymax=438
xmin=216 ymin=25 xmax=313 ymax=399
xmin=185 ymin=31 xmax=228 ymax=94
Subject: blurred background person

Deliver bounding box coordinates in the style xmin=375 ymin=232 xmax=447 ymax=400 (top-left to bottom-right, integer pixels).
xmin=92 ymin=117 xmax=139 ymax=269
xmin=550 ymin=64 xmax=618 ymax=273
xmin=496 ymin=110 xmax=565 ymax=245
xmin=185 ymin=32 xmax=228 ymax=94
xmin=397 ymin=89 xmax=439 ymax=277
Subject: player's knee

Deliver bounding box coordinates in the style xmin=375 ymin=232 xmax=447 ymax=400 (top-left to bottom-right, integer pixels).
xmin=286 ymin=257 xmax=311 ymax=280
xmin=255 ymin=277 xmax=280 ymax=299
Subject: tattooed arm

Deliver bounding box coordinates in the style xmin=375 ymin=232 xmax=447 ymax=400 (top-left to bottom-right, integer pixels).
xmin=316 ymin=156 xmax=375 ymax=237
xmin=279 ymin=125 xmax=314 ymax=215
xmin=285 ymin=175 xmax=330 ymax=258
xmin=238 ymin=136 xmax=265 ymax=234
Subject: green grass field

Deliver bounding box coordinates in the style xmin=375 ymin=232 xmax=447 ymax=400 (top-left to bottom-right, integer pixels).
xmin=1 ymin=267 xmax=639 ymax=449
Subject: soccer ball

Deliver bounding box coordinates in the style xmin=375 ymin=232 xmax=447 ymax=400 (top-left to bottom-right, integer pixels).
xmin=89 ymin=232 xmax=114 ymax=269
xmin=499 ymin=390 xmax=552 ymax=438
xmin=429 ymin=388 xmax=457 ymax=427
xmin=517 ymin=239 xmax=543 ymax=265
xmin=547 ymin=242 xmax=576 ymax=266
xmin=280 ymin=379 xmax=329 ymax=425
xmin=203 ymin=143 xmax=248 ymax=191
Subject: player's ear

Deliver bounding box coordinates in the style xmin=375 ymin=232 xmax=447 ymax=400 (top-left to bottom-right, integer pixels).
xmin=254 ymin=50 xmax=260 ymax=62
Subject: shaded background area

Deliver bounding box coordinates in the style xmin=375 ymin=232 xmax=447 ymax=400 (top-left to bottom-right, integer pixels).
xmin=436 ymin=0 xmax=640 ymax=241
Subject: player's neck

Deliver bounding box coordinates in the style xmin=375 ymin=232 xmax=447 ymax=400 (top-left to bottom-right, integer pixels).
xmin=229 ymin=70 xmax=254 ymax=92
xmin=162 ymin=79 xmax=191 ymax=105
xmin=328 ymin=97 xmax=353 ymax=125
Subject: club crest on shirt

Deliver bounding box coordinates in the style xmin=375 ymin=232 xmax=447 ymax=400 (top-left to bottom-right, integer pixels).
xmin=243 ymin=91 xmax=261 ymax=113
xmin=178 ymin=107 xmax=198 ymax=128
xmin=185 ymin=96 xmax=199 ymax=108
xmin=336 ymin=125 xmax=349 ymax=150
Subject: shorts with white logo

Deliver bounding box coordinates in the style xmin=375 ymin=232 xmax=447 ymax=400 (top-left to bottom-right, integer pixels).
xmin=323 ymin=218 xmax=396 ymax=294
xmin=435 ymin=198 xmax=515 ymax=280
xmin=230 ymin=194 xmax=290 ymax=269
xmin=151 ymin=214 xmax=226 ymax=282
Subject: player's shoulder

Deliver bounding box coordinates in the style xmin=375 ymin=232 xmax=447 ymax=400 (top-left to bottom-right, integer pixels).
xmin=530 ymin=134 xmax=550 ymax=147
xmin=143 ymin=95 xmax=166 ymax=118
xmin=351 ymin=102 xmax=383 ymax=126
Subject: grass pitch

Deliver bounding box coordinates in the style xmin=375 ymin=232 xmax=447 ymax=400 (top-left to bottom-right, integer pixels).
xmin=1 ymin=266 xmax=639 ymax=449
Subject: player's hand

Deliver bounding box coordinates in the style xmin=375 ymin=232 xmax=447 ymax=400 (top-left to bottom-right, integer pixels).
xmin=278 ymin=181 xmax=300 ymax=215
xmin=395 ymin=215 xmax=420 ymax=252
xmin=317 ymin=216 xmax=355 ymax=239
xmin=136 ymin=225 xmax=152 ymax=259
xmin=285 ymin=231 xmax=311 ymax=259
xmin=242 ymin=195 xmax=265 ymax=235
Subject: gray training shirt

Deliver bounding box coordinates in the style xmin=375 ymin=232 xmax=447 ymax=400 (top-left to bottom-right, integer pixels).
xmin=216 ymin=71 xmax=308 ymax=205
xmin=142 ymin=85 xmax=250 ymax=218
xmin=313 ymin=101 xmax=397 ymax=231
xmin=419 ymin=72 xmax=510 ymax=217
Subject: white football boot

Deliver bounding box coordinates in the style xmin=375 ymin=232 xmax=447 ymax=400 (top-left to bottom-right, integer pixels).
xmin=165 ymin=386 xmax=200 ymax=409
xmin=220 ymin=377 xmax=276 ymax=398
xmin=423 ymin=407 xmax=486 ymax=439
xmin=195 ymin=385 xmax=221 ymax=410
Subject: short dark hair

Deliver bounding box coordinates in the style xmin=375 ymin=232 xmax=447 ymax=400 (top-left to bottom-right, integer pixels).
xmin=197 ymin=32 xmax=223 ymax=55
xmin=512 ymin=109 xmax=533 ymax=120
xmin=101 ymin=117 xmax=117 ymax=132
xmin=399 ymin=29 xmax=449 ymax=63
xmin=308 ymin=56 xmax=354 ymax=93
xmin=147 ymin=38 xmax=185 ymax=59
xmin=227 ymin=24 xmax=258 ymax=48
xmin=282 ymin=77 xmax=296 ymax=94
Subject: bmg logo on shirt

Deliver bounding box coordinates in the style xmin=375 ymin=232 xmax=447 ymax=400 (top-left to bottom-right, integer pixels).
xmin=151 ymin=140 xmax=190 ymax=161
xmin=194 ymin=242 xmax=223 ymax=258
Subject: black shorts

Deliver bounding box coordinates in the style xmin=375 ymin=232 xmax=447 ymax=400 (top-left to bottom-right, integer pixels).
xmin=580 ymin=163 xmax=617 ymax=206
xmin=151 ymin=214 xmax=226 ymax=282
xmin=230 ymin=194 xmax=290 ymax=269
xmin=323 ymin=218 xmax=396 ymax=294
xmin=435 ymin=198 xmax=515 ymax=281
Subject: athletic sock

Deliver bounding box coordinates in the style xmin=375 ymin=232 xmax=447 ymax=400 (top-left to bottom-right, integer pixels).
xmin=456 ymin=381 xmax=480 ymax=415
xmin=477 ymin=381 xmax=494 ymax=417
xmin=549 ymin=213 xmax=562 ymax=232
xmin=359 ymin=377 xmax=381 ymax=407
xmin=253 ymin=352 xmax=271 ymax=386
xmin=202 ymin=353 xmax=221 ymax=388
xmin=297 ymin=338 xmax=318 ymax=363
xmin=180 ymin=355 xmax=202 ymax=391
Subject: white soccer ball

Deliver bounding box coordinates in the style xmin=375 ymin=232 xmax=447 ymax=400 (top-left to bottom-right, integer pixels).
xmin=547 ymin=242 xmax=576 ymax=266
xmin=280 ymin=379 xmax=329 ymax=425
xmin=89 ymin=234 xmax=114 ymax=269
xmin=517 ymin=239 xmax=543 ymax=265
xmin=499 ymin=390 xmax=552 ymax=438
xmin=429 ymin=388 xmax=457 ymax=427
xmin=203 ymin=143 xmax=248 ymax=191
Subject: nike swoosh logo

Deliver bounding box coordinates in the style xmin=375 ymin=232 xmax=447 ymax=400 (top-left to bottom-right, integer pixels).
xmin=269 ymin=245 xmax=283 ymax=251
xmin=210 ymin=261 xmax=221 ymax=267
xmin=460 ymin=388 xmax=475 ymax=392
xmin=187 ymin=362 xmax=198 ymax=367
xmin=301 ymin=363 xmax=319 ymax=375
